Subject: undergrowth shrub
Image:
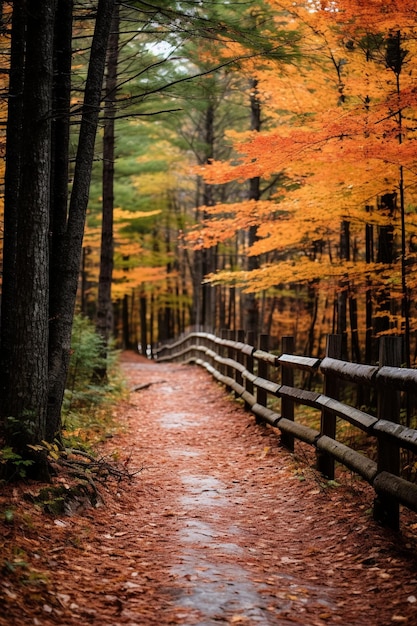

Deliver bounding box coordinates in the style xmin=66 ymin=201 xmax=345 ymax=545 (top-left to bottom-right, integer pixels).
xmin=62 ymin=315 xmax=126 ymax=448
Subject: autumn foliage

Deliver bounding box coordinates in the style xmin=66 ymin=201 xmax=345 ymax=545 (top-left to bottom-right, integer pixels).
xmin=182 ymin=0 xmax=417 ymax=360
xmin=2 ymin=1 xmax=417 ymax=360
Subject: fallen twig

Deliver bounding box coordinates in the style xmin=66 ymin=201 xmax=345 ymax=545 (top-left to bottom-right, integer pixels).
xmin=130 ymin=379 xmax=166 ymax=392
xmin=61 ymin=448 xmax=144 ymax=483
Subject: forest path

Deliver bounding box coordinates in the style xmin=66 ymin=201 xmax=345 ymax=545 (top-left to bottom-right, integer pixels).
xmin=3 ymin=352 xmax=417 ymax=625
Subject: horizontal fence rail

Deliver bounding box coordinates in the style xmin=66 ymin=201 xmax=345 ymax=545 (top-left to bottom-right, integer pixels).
xmin=156 ymin=330 xmax=417 ymax=531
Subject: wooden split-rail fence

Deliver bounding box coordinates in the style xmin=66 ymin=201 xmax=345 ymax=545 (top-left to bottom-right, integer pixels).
xmin=156 ymin=330 xmax=417 ymax=531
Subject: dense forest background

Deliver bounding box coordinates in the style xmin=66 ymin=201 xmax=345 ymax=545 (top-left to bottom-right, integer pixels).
xmin=1 ymin=0 xmax=417 ymax=467
xmin=65 ymin=1 xmax=417 ymax=364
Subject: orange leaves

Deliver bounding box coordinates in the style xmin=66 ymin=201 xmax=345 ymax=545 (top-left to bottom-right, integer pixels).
xmin=187 ymin=1 xmax=417 ymax=310
xmin=194 ymin=1 xmax=417 ymax=193
xmin=201 ymin=101 xmax=416 ymax=188
xmin=331 ymin=0 xmax=417 ymax=35
xmin=205 ymin=257 xmax=404 ymax=296
xmin=186 ymin=200 xmax=275 ymax=249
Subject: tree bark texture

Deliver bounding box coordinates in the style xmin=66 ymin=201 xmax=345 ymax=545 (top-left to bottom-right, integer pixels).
xmin=201 ymin=105 xmax=216 ymax=329
xmin=96 ymin=3 xmax=119 ymax=350
xmin=0 ymin=0 xmax=26 ymax=421
xmin=46 ymin=0 xmax=116 ymax=440
xmin=47 ymin=0 xmax=74 ymax=440
xmin=244 ymin=78 xmax=261 ymax=335
xmin=2 ymin=0 xmax=56 ymax=452
xmin=337 ymin=220 xmax=350 ymax=360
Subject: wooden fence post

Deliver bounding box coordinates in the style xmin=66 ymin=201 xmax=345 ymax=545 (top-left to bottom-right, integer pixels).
xmin=194 ymin=331 xmax=199 ymax=362
xmin=317 ymin=334 xmax=342 ymax=479
xmin=373 ymin=336 xmax=402 ymax=530
xmin=208 ymin=332 xmax=215 ymax=369
xmin=281 ymin=336 xmax=295 ymax=451
xmin=226 ymin=329 xmax=234 ymax=389
xmin=245 ymin=330 xmax=255 ymax=412
xmin=220 ymin=328 xmax=227 ymax=379
xmin=236 ymin=330 xmax=245 ymax=395
xmin=256 ymin=334 xmax=269 ymax=423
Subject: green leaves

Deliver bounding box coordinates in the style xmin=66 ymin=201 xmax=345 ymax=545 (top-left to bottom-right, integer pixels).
xmin=0 ymin=446 xmax=35 ymax=479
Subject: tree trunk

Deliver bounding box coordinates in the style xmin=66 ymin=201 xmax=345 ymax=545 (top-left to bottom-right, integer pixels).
xmin=50 ymin=0 xmax=72 ymax=256
xmin=96 ymin=3 xmax=119 ymax=374
xmin=0 ymin=0 xmax=26 ymax=422
xmin=349 ymin=289 xmax=361 ymax=363
xmin=2 ymin=0 xmax=55 ymax=465
xmin=337 ymin=220 xmax=350 ymax=360
xmin=140 ymin=294 xmax=147 ymax=356
xmin=122 ymin=294 xmax=131 ymax=350
xmin=375 ymin=193 xmax=396 ymax=339
xmin=47 ymin=0 xmax=73 ymax=439
xmin=201 ymin=103 xmax=215 ymax=329
xmin=244 ymin=78 xmax=261 ymax=335
xmin=46 ymin=0 xmax=115 ymax=441
xmin=365 ymin=221 xmax=374 ymax=363
xmin=149 ymin=292 xmax=155 ymax=357
xmin=305 ymin=281 xmax=319 ymax=356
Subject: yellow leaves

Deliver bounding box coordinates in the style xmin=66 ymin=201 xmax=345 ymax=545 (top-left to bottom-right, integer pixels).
xmin=114 ymin=240 xmax=143 ymax=258
xmin=111 ymin=266 xmax=167 ymax=299
xmin=113 ymin=208 xmax=161 ymax=222
xmin=27 ymin=441 xmax=61 ymax=462
xmin=204 ymin=257 xmax=405 ymax=296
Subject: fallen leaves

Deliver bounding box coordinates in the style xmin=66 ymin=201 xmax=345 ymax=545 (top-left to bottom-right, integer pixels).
xmin=1 ymin=353 xmax=417 ymax=625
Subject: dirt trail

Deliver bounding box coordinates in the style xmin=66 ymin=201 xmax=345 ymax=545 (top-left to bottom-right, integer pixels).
xmin=2 ymin=353 xmax=417 ymax=625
